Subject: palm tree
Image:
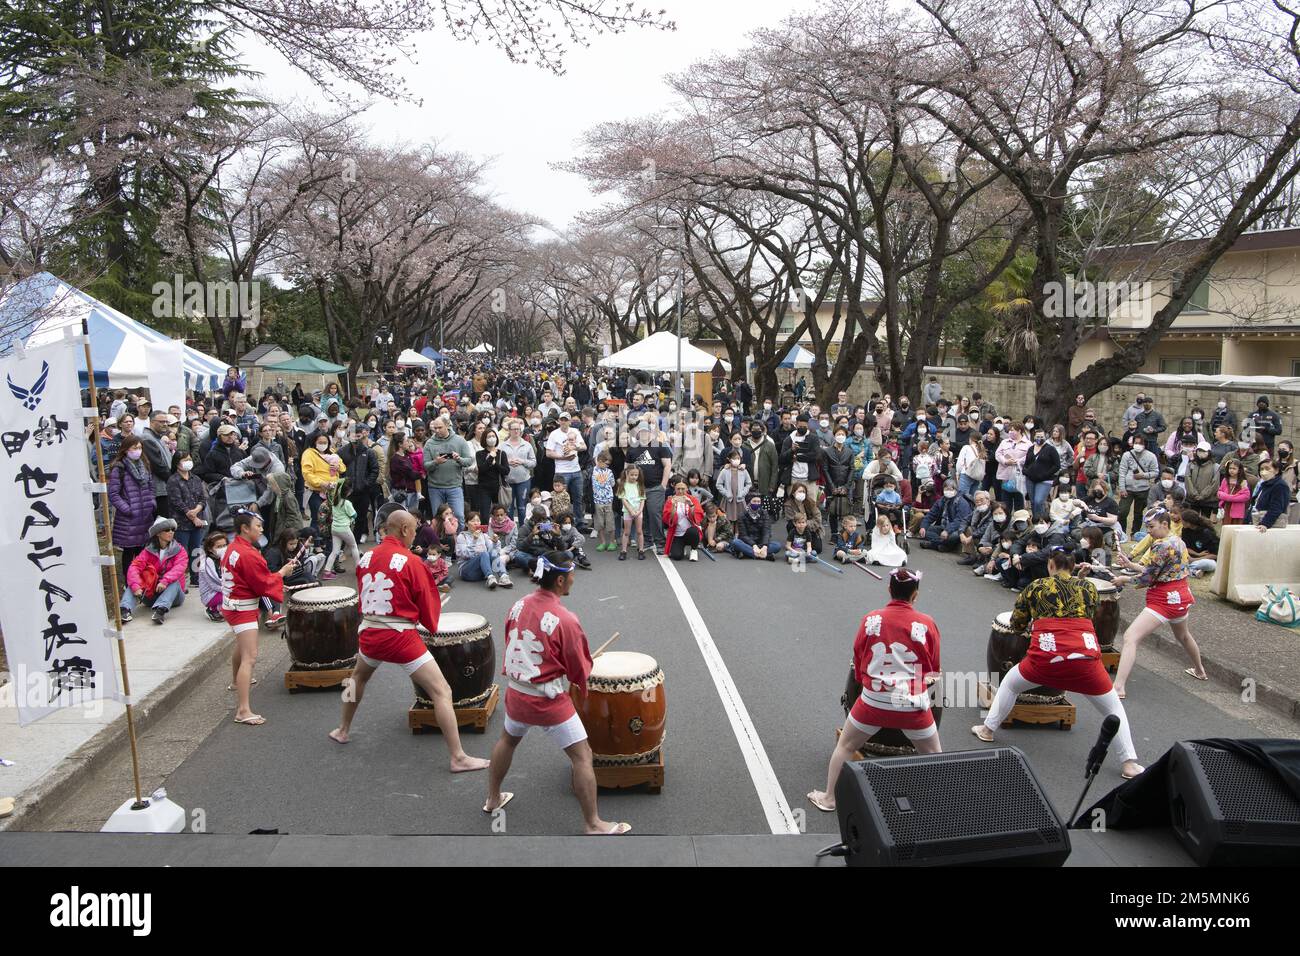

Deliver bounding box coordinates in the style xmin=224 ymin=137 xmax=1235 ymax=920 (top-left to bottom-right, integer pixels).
xmin=982 ymin=253 xmax=1039 ymax=372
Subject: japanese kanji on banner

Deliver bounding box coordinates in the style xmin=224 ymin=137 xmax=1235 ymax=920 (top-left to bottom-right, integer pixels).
xmin=0 ymin=336 xmax=120 ymax=725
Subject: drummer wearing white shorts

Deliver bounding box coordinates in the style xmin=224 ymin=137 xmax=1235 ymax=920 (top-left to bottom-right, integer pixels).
xmin=483 ymin=550 xmax=631 ymax=835
xmin=327 ymin=510 xmax=489 ymax=775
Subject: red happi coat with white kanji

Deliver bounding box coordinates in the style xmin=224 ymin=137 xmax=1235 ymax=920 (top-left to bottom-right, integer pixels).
xmin=220 ymin=535 xmax=284 ymax=610
xmin=355 ymin=537 xmax=441 ymax=633
xmin=851 ymin=598 xmax=942 ymax=720
xmin=501 ymin=589 xmax=593 ymax=726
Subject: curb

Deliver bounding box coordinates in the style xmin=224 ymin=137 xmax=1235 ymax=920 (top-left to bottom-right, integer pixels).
xmin=1118 ymin=610 xmax=1300 ymax=723
xmin=0 ymin=632 xmax=234 ymax=832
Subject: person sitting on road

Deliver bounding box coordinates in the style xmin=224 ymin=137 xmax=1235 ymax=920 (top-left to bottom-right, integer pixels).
xmin=971 ymin=501 xmax=1009 ymax=575
xmin=701 ymin=500 xmax=734 ymax=554
xmin=958 ymin=490 xmax=994 ymax=565
xmin=832 ymin=513 xmax=867 ymax=563
xmin=730 ymin=491 xmax=780 ymax=560
xmin=786 ymin=513 xmax=816 ymax=565
xmin=455 ymin=510 xmax=513 ymax=590
xmin=784 ymin=482 xmax=824 ymax=553
xmin=918 ymin=479 xmax=972 ymax=551
xmin=198 ymin=530 xmax=228 ymax=623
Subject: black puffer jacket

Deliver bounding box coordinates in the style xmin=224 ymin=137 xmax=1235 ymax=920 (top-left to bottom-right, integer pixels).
xmin=737 ymin=509 xmax=774 ymax=546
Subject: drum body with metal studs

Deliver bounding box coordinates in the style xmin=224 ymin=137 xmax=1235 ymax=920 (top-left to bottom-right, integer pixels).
xmin=986 ymin=611 xmax=1067 ymax=705
xmin=572 ymin=651 xmax=666 ymax=766
xmin=285 ymin=586 xmax=359 ymax=671
xmin=413 ymin=611 xmax=495 ymax=708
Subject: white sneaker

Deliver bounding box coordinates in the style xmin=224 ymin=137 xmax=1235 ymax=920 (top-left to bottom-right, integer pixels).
xmin=983 ymin=573 xmax=1002 ymax=581
xmin=589 ymin=529 xmax=599 ymax=539
xmin=499 ymin=573 xmax=513 ymax=588
xmin=359 ymin=535 xmax=367 ymax=544
xmin=487 ymin=575 xmax=498 ymax=590
xmin=688 ymin=548 xmax=698 ymax=561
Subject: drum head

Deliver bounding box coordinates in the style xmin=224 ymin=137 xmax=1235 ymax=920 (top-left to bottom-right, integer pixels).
xmin=1088 ymin=577 xmax=1116 ymax=594
xmin=439 ymin=612 xmax=489 ymax=634
xmin=291 ymin=586 xmax=356 ymax=605
xmin=995 ymin=611 xmax=1013 ymax=628
xmin=591 ymin=651 xmax=659 ymax=680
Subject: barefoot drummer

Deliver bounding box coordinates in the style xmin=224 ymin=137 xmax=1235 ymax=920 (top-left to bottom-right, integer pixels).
xmin=328 ymin=509 xmax=489 ymax=775
xmin=483 ymin=550 xmax=631 ymax=836
xmin=808 ymin=567 xmax=942 ymax=813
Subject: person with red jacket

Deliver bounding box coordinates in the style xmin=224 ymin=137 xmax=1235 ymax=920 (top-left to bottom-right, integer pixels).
xmin=120 ymin=518 xmax=189 ymax=625
xmin=222 ymin=511 xmax=298 ymax=725
xmin=328 ymin=510 xmax=490 ymax=774
xmin=808 ymin=567 xmax=942 ymax=812
xmin=483 ymin=550 xmax=631 ymax=835
xmin=662 ymin=477 xmax=704 ymax=561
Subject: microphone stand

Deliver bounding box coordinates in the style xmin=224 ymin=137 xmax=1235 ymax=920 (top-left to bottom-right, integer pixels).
xmin=1069 ymin=715 xmax=1121 ymax=827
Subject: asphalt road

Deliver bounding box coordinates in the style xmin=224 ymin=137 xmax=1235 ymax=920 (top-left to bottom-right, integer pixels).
xmin=37 ymin=536 xmax=1300 ymax=838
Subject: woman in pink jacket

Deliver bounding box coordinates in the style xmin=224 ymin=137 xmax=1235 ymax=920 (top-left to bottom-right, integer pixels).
xmin=1217 ymin=458 xmax=1252 ymax=525
xmin=121 ymin=518 xmax=189 ymax=624
xmin=995 ymin=425 xmax=1031 ymax=513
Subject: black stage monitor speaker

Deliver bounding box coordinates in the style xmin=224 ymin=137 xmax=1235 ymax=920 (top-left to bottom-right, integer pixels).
xmin=835 ymin=747 xmax=1070 ymax=867
xmin=1167 ymin=741 xmax=1300 ymax=866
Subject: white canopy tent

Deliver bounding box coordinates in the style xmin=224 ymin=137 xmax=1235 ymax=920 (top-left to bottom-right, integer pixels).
xmin=395 ymin=348 xmax=436 ymax=367
xmin=467 ymin=343 xmax=495 ymax=354
xmin=598 ymin=331 xmax=723 ymax=373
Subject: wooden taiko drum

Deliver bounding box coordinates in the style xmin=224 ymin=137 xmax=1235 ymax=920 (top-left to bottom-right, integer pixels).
xmin=1088 ymin=577 xmax=1120 ymax=651
xmin=413 ymin=611 xmax=495 ymax=708
xmin=285 ymin=586 xmax=358 ymax=671
xmin=986 ymin=611 xmax=1067 ymax=705
xmin=839 ymin=666 xmax=943 ymax=757
xmin=572 ymin=651 xmax=666 ymax=766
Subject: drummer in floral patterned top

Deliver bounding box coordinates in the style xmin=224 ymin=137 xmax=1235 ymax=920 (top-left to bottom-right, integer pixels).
xmin=328 ymin=509 xmax=489 ymax=773
xmin=808 ymin=567 xmax=942 ymax=813
xmin=1110 ymin=507 xmax=1209 ymax=699
xmin=483 ymin=549 xmax=631 ymax=835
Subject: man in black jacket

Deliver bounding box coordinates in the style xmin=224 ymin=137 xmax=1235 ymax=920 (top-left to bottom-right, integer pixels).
xmin=1247 ymin=396 xmax=1283 ymax=452
xmin=341 ymin=425 xmax=380 ymax=541
xmin=199 ymin=423 xmax=248 ymax=483
xmin=779 ymin=413 xmax=823 ymax=492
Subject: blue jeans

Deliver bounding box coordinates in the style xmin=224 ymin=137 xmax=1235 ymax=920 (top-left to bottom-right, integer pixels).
xmin=958 ymin=473 xmax=980 ymax=498
xmin=728 ymin=538 xmax=783 ymax=559
xmin=122 ymin=580 xmax=186 ymax=612
xmin=175 ymin=525 xmax=205 ymax=579
xmin=460 ymin=548 xmax=506 ymax=581
xmin=1027 ymin=480 xmax=1052 ymax=518
xmin=510 ymin=480 xmax=531 ymax=522
xmin=429 ymin=485 xmax=465 ymax=525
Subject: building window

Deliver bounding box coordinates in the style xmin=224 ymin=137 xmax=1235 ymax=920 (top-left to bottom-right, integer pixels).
xmin=1171 ymin=272 xmax=1210 ymax=313
xmin=1292 ymin=359 xmax=1300 ymax=377
xmin=1160 ymin=357 xmax=1221 ymax=375
xmin=779 ymin=314 xmax=796 ymax=334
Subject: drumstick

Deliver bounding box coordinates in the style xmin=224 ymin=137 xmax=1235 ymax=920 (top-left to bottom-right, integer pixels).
xmin=855 ymin=562 xmax=883 ymax=580
xmin=591 ymin=632 xmax=620 ymax=659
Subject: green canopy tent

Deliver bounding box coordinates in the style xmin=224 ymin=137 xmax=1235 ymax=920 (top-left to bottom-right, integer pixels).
xmin=265 ymin=354 xmax=350 ymax=399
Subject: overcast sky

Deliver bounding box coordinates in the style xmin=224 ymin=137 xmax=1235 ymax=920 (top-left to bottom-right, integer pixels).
xmin=238 ymin=1 xmax=819 ymax=230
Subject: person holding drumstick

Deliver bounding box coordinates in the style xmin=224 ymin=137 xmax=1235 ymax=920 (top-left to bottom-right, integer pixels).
xmin=808 ymin=567 xmax=941 ymax=813
xmin=972 ymin=548 xmax=1145 ymax=779
xmin=328 ymin=510 xmax=490 ymax=774
xmin=483 ymin=549 xmax=631 ymax=835
xmin=1109 ymin=507 xmax=1208 ymax=698
xmin=221 ymin=510 xmax=299 ymax=726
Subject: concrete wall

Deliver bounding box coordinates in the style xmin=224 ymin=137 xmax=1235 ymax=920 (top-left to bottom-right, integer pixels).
xmin=780 ymin=367 xmax=1297 ymax=444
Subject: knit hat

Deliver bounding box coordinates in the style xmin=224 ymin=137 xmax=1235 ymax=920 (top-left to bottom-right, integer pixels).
xmin=148 ymin=517 xmax=177 ymax=538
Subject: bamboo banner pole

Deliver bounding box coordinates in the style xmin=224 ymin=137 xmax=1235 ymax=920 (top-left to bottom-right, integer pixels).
xmin=81 ymin=320 xmax=145 ymax=809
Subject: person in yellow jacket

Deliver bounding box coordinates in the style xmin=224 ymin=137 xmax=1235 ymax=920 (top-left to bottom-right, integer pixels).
xmin=302 ymin=432 xmax=346 ymax=533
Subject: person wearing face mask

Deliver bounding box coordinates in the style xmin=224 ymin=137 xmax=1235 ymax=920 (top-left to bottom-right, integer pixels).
xmin=1022 ymin=429 xmax=1061 ymax=519
xmin=302 ymin=429 xmax=347 ymax=534
xmin=730 ymin=491 xmax=782 ymax=560
xmin=1274 ymin=441 xmax=1298 ymax=495
xmin=1117 ymin=436 xmax=1159 ymax=537
xmin=971 ymin=505 xmax=1009 ymax=576
xmin=108 ymin=435 xmax=159 ymax=582
xmin=1182 ymin=441 xmax=1220 ymax=517
xmin=1251 ymin=461 xmax=1291 ymax=531
xmin=198 ymin=531 xmax=229 ymax=622
xmin=918 ymin=479 xmax=973 ymax=551
xmin=783 ymin=481 xmax=824 ymax=553
xmin=757 ymin=399 xmax=779 ymax=435
xmin=1209 ymin=398 xmax=1238 ymax=432
xmin=166 ymin=451 xmax=210 ymax=584
xmin=898 ymin=408 xmax=936 ymax=476
xmin=957 ymin=491 xmax=994 ymax=564
xmin=779 ymin=414 xmax=824 ymax=497
xmin=822 ymin=427 xmax=856 ymax=536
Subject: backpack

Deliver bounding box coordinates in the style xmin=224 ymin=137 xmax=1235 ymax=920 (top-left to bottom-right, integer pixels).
xmin=1256 ymin=585 xmax=1300 ymax=629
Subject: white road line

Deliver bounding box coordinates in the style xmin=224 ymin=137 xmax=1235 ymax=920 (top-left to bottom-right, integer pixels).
xmin=656 ymin=554 xmax=800 ymax=834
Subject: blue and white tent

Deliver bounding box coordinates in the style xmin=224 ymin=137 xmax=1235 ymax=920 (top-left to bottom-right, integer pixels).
xmin=778 ymin=344 xmax=816 ymax=369
xmin=0 ymin=273 xmax=225 ymax=391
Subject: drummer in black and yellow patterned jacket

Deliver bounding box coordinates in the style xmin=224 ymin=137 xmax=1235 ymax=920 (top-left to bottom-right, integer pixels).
xmin=972 ymin=548 xmax=1144 ymax=780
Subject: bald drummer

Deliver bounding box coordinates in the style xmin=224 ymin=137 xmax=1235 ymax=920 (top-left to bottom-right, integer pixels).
xmin=329 ymin=510 xmax=489 ymax=774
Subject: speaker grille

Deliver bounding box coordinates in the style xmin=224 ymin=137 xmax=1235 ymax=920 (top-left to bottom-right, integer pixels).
xmin=1193 ymin=744 xmax=1300 ymax=823
xmin=861 ymin=750 xmax=1060 ymax=847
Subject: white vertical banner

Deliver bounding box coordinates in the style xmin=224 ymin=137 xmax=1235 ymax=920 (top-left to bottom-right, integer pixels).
xmin=145 ymin=338 xmax=184 ymax=413
xmin=0 ymin=338 xmax=120 ymax=725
